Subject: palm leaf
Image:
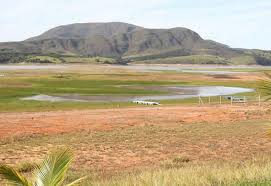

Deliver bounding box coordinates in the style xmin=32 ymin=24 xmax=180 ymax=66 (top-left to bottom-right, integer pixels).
xmin=33 ymin=149 xmax=73 ymax=186
xmin=264 ymin=72 xmax=271 ymax=79
xmin=1 ymin=149 xmax=85 ymax=186
xmin=65 ymin=176 xmax=87 ymax=186
xmin=258 ymin=73 xmax=271 ymax=100
xmin=0 ymin=164 xmax=31 ymax=186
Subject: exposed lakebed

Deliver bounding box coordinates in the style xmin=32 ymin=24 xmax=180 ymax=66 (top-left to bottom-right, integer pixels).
xmin=21 ymin=86 xmax=254 ymax=103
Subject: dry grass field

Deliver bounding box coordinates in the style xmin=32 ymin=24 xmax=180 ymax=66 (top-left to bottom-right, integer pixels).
xmin=1 ymin=104 xmax=271 ymax=185
xmin=1 ymin=64 xmax=271 ymax=185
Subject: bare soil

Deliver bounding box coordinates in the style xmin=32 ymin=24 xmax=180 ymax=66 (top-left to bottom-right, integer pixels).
xmin=0 ymin=105 xmax=269 ymax=139
xmin=1 ymin=104 xmax=271 ymax=174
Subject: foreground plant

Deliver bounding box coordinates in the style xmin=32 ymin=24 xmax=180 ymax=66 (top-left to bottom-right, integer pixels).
xmin=0 ymin=149 xmax=85 ymax=186
xmin=259 ymin=72 xmax=271 ymax=100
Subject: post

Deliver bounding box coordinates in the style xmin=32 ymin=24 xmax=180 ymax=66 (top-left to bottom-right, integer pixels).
xmin=244 ymin=96 xmax=246 ymax=106
xmin=199 ymin=96 xmax=203 ymax=106
xmin=209 ymin=96 xmax=211 ymax=104
xmin=258 ymin=94 xmax=261 ymax=106
xmin=231 ymin=97 xmax=233 ymax=106
xmin=220 ymin=96 xmax=222 ymax=105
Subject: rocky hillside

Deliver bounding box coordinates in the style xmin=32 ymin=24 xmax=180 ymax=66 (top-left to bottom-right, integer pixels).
xmin=0 ymin=22 xmax=270 ymax=65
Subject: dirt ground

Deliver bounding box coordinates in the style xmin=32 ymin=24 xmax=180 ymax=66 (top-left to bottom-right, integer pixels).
xmin=1 ymin=104 xmax=271 ymax=174
xmin=0 ymin=104 xmax=269 ymax=139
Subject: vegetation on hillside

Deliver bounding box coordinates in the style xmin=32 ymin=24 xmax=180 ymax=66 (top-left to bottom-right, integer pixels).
xmin=1 ymin=52 xmax=271 ymax=65
xmin=0 ymin=53 xmax=117 ymax=64
xmin=1 ymin=51 xmax=271 ymax=65
xmin=132 ymin=55 xmax=229 ymax=65
xmin=1 ymin=22 xmax=271 ymax=65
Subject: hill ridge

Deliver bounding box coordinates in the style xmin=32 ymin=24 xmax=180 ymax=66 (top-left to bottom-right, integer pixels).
xmin=0 ymin=22 xmax=271 ymax=65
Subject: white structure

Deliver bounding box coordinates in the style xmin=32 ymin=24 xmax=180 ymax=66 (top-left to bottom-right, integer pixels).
xmin=132 ymin=100 xmax=160 ymax=105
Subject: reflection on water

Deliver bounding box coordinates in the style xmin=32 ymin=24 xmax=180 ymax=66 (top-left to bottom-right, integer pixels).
xmin=21 ymin=86 xmax=254 ymax=102
xmin=0 ymin=65 xmax=66 ymax=70
xmin=135 ymin=86 xmax=253 ymax=101
xmin=116 ymin=65 xmax=267 ymax=74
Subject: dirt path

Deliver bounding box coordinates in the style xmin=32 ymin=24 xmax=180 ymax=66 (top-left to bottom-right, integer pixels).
xmin=0 ymin=105 xmax=269 ymax=139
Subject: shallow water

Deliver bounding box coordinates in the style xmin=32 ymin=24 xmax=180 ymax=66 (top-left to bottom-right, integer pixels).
xmin=181 ymin=70 xmax=243 ymax=75
xmin=0 ymin=64 xmax=267 ymax=74
xmin=0 ymin=65 xmax=67 ymax=70
xmin=116 ymin=64 xmax=266 ymax=74
xmin=21 ymin=95 xmax=86 ymax=102
xmin=21 ymin=86 xmax=254 ymax=102
xmin=135 ymin=86 xmax=253 ymax=101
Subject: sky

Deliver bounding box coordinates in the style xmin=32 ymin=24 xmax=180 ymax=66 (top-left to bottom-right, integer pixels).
xmin=0 ymin=0 xmax=270 ymax=50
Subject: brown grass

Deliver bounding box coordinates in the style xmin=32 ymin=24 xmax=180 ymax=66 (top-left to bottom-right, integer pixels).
xmin=0 ymin=105 xmax=271 ymax=176
xmin=0 ymin=105 xmax=269 ymax=139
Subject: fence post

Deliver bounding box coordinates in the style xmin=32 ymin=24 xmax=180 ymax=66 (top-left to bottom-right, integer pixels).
xmin=231 ymin=97 xmax=233 ymax=106
xmin=199 ymin=96 xmax=203 ymax=106
xmin=209 ymin=96 xmax=211 ymax=104
xmin=220 ymin=96 xmax=222 ymax=105
xmin=259 ymin=94 xmax=261 ymax=106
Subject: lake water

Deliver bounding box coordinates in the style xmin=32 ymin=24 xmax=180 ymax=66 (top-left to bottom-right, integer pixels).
xmin=0 ymin=65 xmax=67 ymax=70
xmin=0 ymin=64 xmax=268 ymax=74
xmin=134 ymin=86 xmax=254 ymax=101
xmin=114 ymin=64 xmax=267 ymax=74
xmin=21 ymin=86 xmax=254 ymax=103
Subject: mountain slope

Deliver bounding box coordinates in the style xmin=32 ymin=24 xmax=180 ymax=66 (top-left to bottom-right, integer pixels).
xmin=26 ymin=22 xmax=142 ymax=41
xmin=0 ymin=22 xmax=270 ymax=65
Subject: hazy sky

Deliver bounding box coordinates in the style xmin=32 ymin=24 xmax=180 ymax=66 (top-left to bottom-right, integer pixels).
xmin=1 ymin=0 xmax=270 ymax=49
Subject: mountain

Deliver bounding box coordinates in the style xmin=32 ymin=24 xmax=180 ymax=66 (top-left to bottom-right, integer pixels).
xmin=27 ymin=22 xmax=142 ymax=41
xmin=0 ymin=22 xmax=270 ymax=65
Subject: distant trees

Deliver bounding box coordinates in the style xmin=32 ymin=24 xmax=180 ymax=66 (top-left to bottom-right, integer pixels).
xmin=0 ymin=53 xmax=27 ymax=63
xmin=0 ymin=53 xmax=66 ymax=64
xmin=254 ymin=55 xmax=271 ymax=66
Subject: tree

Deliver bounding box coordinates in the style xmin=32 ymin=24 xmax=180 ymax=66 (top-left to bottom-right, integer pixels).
xmin=0 ymin=149 xmax=85 ymax=186
xmin=255 ymin=55 xmax=271 ymax=66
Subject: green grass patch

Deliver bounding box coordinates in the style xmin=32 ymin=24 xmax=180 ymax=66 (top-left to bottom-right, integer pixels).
xmin=25 ymin=55 xmax=64 ymax=63
xmin=0 ymin=66 xmax=262 ymax=112
xmin=132 ymin=55 xmax=229 ymax=64
xmin=62 ymin=56 xmax=116 ymax=64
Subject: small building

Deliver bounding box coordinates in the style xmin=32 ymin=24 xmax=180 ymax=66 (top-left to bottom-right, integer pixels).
xmin=224 ymin=96 xmax=246 ymax=103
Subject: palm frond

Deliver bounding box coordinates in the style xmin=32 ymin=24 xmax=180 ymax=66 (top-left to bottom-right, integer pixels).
xmin=0 ymin=164 xmax=31 ymax=186
xmin=65 ymin=176 xmax=87 ymax=186
xmin=258 ymin=73 xmax=271 ymax=99
xmin=33 ymin=148 xmax=73 ymax=186
xmin=264 ymin=72 xmax=271 ymax=79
